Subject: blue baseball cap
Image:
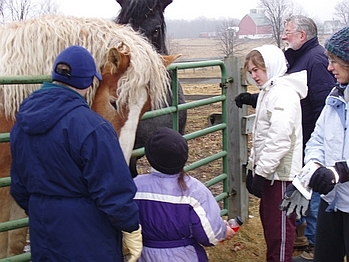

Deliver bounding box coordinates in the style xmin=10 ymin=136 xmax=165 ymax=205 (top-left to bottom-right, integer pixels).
xmin=52 ymin=45 xmax=102 ymax=89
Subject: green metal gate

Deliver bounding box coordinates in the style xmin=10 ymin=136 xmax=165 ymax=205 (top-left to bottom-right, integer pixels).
xmin=0 ymin=57 xmax=249 ymax=261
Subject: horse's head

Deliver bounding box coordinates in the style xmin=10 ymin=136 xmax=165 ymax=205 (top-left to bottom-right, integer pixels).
xmin=115 ymin=0 xmax=172 ymax=55
xmin=92 ymin=43 xmax=180 ymax=162
xmin=91 ymin=43 xmax=131 ymax=133
xmin=92 ymin=42 xmax=181 ymax=133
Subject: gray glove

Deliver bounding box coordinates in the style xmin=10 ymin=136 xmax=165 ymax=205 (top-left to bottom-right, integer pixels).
xmin=279 ymin=184 xmax=309 ymax=220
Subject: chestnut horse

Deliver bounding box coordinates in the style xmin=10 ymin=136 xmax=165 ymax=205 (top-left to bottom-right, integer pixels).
xmin=115 ymin=0 xmax=187 ymax=176
xmin=0 ymin=15 xmax=179 ymax=258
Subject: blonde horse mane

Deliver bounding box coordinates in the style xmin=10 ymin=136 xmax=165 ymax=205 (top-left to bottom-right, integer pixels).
xmin=0 ymin=15 xmax=170 ymax=119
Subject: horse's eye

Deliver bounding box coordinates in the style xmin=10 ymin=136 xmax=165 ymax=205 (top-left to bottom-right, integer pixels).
xmin=152 ymin=28 xmax=160 ymax=38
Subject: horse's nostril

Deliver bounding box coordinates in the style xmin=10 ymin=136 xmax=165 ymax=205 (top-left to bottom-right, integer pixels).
xmin=110 ymin=100 xmax=117 ymax=110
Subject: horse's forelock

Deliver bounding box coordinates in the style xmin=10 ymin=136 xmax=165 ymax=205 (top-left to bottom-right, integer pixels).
xmin=117 ymin=0 xmax=164 ymax=26
xmin=116 ymin=0 xmax=167 ymax=54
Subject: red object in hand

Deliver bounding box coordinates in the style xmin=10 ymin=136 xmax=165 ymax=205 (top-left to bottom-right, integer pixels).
xmin=228 ymin=216 xmax=244 ymax=232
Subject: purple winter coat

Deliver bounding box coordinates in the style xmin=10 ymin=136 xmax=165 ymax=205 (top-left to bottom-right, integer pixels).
xmin=134 ymin=171 xmax=227 ymax=262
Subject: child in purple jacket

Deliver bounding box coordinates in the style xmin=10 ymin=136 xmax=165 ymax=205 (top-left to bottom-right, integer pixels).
xmin=134 ymin=127 xmax=235 ymax=262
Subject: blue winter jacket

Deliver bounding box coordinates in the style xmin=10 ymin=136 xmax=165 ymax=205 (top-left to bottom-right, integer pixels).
xmin=305 ymin=85 xmax=349 ymax=213
xmin=284 ymin=37 xmax=335 ymax=147
xmin=10 ymin=83 xmax=139 ymax=261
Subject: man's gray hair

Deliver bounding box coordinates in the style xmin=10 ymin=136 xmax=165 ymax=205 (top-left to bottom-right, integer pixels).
xmin=284 ymin=15 xmax=317 ymax=40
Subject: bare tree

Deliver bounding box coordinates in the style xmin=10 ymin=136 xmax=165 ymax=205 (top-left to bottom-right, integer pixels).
xmin=215 ymin=19 xmax=240 ymax=57
xmin=335 ymin=0 xmax=349 ymax=24
xmin=166 ymin=33 xmax=181 ymax=56
xmin=2 ymin=0 xmax=58 ymax=22
xmin=6 ymin=0 xmax=33 ymax=20
xmin=38 ymin=0 xmax=58 ymax=15
xmin=258 ymin=0 xmax=294 ymax=47
xmin=0 ymin=0 xmax=5 ymax=23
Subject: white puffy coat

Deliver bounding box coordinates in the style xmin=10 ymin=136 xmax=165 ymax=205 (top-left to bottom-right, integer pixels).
xmin=248 ymin=45 xmax=308 ymax=182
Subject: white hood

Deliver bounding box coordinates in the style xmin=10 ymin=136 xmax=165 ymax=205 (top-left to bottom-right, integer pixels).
xmin=248 ymin=45 xmax=307 ymax=100
xmin=255 ymin=45 xmax=287 ymax=82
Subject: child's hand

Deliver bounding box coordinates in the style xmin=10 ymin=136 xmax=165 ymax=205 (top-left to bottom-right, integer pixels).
xmin=225 ymin=224 xmax=236 ymax=241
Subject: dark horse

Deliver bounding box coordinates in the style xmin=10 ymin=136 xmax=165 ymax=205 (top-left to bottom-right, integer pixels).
xmin=115 ymin=0 xmax=187 ymax=177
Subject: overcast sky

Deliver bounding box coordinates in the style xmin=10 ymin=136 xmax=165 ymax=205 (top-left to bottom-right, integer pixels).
xmin=58 ymin=0 xmax=337 ymax=23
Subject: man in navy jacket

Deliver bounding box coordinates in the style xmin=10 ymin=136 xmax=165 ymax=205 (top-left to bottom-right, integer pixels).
xmin=10 ymin=46 xmax=141 ymax=261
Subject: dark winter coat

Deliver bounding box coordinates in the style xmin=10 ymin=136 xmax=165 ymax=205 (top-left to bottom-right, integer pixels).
xmin=10 ymin=82 xmax=139 ymax=261
xmin=284 ymin=37 xmax=336 ymax=147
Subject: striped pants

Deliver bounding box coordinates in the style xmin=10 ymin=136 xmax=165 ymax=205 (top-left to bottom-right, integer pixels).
xmin=260 ymin=180 xmax=296 ymax=262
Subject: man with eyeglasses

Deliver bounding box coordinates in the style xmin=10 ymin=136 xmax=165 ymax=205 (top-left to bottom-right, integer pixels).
xmin=235 ymin=15 xmax=335 ymax=262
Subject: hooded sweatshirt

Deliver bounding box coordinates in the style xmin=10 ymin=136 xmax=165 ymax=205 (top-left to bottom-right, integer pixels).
xmin=10 ymin=82 xmax=139 ymax=261
xmin=247 ymin=45 xmax=308 ymax=181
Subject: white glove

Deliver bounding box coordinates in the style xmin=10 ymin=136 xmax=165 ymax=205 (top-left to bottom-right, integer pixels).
xmin=122 ymin=225 xmax=143 ymax=262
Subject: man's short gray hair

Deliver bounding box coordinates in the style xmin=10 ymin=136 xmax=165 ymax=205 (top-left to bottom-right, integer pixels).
xmin=284 ymin=15 xmax=317 ymax=40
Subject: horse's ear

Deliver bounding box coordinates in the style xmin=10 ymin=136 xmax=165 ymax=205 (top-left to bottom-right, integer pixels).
xmin=108 ymin=47 xmax=119 ymax=64
xmin=161 ymin=54 xmax=182 ymax=67
xmin=160 ymin=0 xmax=173 ymax=11
xmin=107 ymin=43 xmax=131 ymax=73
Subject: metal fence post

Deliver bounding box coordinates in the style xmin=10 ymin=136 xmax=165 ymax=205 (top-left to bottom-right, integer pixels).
xmin=224 ymin=56 xmax=249 ymax=221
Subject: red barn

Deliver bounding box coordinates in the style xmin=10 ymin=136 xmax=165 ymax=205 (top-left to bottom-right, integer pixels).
xmin=238 ymin=9 xmax=273 ymax=39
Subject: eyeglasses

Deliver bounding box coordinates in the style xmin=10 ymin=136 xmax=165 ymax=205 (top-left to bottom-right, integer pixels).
xmin=282 ymin=30 xmax=300 ymax=36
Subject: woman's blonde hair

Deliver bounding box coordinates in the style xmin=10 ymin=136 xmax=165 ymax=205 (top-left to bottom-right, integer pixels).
xmin=243 ymin=50 xmax=266 ymax=83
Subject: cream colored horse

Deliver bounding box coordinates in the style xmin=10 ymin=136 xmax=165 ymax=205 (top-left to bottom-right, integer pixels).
xmin=0 ymin=14 xmax=179 ymax=258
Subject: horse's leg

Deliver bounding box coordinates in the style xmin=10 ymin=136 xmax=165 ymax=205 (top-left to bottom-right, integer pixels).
xmin=129 ymin=157 xmax=139 ymax=178
xmin=177 ymin=82 xmax=187 ymax=135
xmin=0 ymin=138 xmax=11 ymax=258
xmin=0 ymin=132 xmax=28 ymax=258
xmin=7 ymin=198 xmax=28 ymax=257
xmin=0 ymin=187 xmax=10 ymax=258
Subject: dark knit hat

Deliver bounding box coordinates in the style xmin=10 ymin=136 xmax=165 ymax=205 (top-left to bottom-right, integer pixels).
xmin=52 ymin=45 xmax=102 ymax=89
xmin=325 ymin=26 xmax=349 ymax=63
xmin=145 ymin=127 xmax=188 ymax=174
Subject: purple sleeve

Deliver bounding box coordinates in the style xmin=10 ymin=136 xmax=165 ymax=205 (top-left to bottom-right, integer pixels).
xmin=189 ymin=180 xmax=227 ymax=246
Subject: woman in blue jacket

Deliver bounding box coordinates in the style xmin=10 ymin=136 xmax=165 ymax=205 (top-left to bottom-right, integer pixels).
xmin=303 ymin=26 xmax=349 ymax=262
xmin=10 ymin=46 xmax=140 ymax=261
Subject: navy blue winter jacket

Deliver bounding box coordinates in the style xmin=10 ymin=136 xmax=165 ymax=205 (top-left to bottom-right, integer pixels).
xmin=284 ymin=37 xmax=335 ymax=147
xmin=10 ymin=82 xmax=139 ymax=261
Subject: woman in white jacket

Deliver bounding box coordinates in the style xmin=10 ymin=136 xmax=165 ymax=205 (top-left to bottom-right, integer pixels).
xmin=245 ymin=45 xmax=308 ymax=262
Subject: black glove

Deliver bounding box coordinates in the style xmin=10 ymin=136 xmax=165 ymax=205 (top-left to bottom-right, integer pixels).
xmin=252 ymin=174 xmax=265 ymax=198
xmin=309 ymin=167 xmax=337 ymax=194
xmin=246 ymin=170 xmax=254 ymax=195
xmin=235 ymin=92 xmax=257 ymax=108
xmin=334 ymin=161 xmax=349 ymax=183
xmin=279 ymin=184 xmax=309 ymax=220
